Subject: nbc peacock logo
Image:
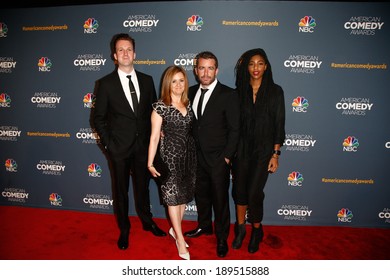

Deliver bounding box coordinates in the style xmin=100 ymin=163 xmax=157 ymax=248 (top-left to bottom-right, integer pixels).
xmin=5 ymin=158 xmax=17 ymax=172
xmin=298 ymin=16 xmax=316 ymax=33
xmin=83 ymin=93 xmax=95 ymax=108
xmin=0 ymin=93 xmax=11 ymax=107
xmin=49 ymin=193 xmax=63 ymax=206
xmin=342 ymin=136 xmax=359 ymax=152
xmin=88 ymin=163 xmax=102 ymax=177
xmin=83 ymin=18 xmax=99 ymax=34
xmin=0 ymin=22 xmax=8 ymax=37
xmin=37 ymin=57 xmax=52 ymax=72
xmin=186 ymin=15 xmax=204 ymax=31
xmin=287 ymin=171 xmax=304 ymax=187
xmin=337 ymin=208 xmax=353 ymax=223
xmin=292 ymin=96 xmax=309 ymax=113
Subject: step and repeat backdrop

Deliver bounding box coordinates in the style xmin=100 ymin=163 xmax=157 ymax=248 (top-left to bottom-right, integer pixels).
xmin=1 ymin=1 xmax=389 ymax=228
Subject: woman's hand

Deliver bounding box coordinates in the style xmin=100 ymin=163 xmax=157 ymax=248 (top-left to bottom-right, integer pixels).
xmin=148 ymin=165 xmax=161 ymax=177
xmin=268 ymin=156 xmax=279 ymax=173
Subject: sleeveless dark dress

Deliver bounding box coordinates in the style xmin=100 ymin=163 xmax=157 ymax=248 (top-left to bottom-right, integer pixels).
xmin=152 ymin=100 xmax=196 ymax=206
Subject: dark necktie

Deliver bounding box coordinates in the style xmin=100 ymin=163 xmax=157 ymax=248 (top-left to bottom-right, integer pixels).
xmin=197 ymin=88 xmax=208 ymax=120
xmin=126 ymin=75 xmax=138 ymax=116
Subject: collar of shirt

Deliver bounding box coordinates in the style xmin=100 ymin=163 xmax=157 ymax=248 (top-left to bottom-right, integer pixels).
xmin=195 ymin=78 xmax=218 ymax=117
xmin=118 ymin=68 xmax=140 ymax=99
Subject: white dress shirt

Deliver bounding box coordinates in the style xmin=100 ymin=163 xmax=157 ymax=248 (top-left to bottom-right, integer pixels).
xmin=194 ymin=78 xmax=218 ymax=119
xmin=118 ymin=68 xmax=140 ymax=111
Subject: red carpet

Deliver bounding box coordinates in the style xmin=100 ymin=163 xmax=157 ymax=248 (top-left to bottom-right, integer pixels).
xmin=1 ymin=205 xmax=389 ymax=260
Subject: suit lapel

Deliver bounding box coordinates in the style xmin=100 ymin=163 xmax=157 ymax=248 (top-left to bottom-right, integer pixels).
xmin=201 ymin=82 xmax=220 ymax=119
xmin=113 ymin=71 xmax=135 ymax=116
xmin=135 ymin=71 xmax=144 ymax=116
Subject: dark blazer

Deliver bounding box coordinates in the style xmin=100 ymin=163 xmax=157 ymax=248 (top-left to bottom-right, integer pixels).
xmin=236 ymin=83 xmax=285 ymax=159
xmin=93 ymin=69 xmax=157 ymax=159
xmin=189 ymin=81 xmax=240 ymax=167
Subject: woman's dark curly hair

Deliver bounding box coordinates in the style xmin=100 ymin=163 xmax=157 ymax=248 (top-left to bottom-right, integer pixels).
xmin=234 ymin=48 xmax=274 ymax=97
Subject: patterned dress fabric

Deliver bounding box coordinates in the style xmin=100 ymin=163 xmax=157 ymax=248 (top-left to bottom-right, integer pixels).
xmin=152 ymin=100 xmax=196 ymax=206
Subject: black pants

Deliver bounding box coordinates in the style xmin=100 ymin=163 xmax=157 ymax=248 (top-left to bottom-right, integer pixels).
xmin=232 ymin=154 xmax=270 ymax=223
xmin=110 ymin=150 xmax=154 ymax=234
xmin=195 ymin=154 xmax=231 ymax=241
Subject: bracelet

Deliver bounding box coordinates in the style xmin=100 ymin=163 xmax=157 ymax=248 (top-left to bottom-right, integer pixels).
xmin=273 ymin=150 xmax=281 ymax=155
xmin=272 ymin=155 xmax=279 ymax=159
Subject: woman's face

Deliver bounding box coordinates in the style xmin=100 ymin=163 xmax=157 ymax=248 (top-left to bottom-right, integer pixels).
xmin=171 ymin=71 xmax=185 ymax=96
xmin=248 ymin=54 xmax=267 ymax=80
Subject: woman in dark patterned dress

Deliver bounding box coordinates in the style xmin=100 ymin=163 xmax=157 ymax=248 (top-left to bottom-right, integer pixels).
xmin=147 ymin=65 xmax=196 ymax=260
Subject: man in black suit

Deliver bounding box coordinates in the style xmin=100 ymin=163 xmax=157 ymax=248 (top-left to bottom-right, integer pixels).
xmin=93 ymin=33 xmax=166 ymax=250
xmin=184 ymin=51 xmax=240 ymax=258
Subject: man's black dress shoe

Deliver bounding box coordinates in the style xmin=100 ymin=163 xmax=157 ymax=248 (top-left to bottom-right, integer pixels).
xmin=184 ymin=226 xmax=213 ymax=238
xmin=117 ymin=232 xmax=129 ymax=250
xmin=143 ymin=224 xmax=167 ymax=237
xmin=217 ymin=239 xmax=228 ymax=258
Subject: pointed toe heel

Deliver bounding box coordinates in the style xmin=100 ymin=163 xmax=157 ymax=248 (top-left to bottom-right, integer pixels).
xmin=169 ymin=227 xmax=189 ymax=247
xmin=176 ymin=241 xmax=190 ymax=260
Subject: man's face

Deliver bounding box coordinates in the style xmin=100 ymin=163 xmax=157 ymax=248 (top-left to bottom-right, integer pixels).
xmin=195 ymin=57 xmax=218 ymax=86
xmin=113 ymin=39 xmax=136 ymax=68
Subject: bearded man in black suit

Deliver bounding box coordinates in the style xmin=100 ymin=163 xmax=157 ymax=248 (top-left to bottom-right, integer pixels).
xmin=184 ymin=51 xmax=240 ymax=258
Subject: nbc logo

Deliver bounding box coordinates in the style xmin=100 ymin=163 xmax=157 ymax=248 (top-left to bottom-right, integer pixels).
xmin=49 ymin=193 xmax=63 ymax=206
xmin=83 ymin=18 xmax=99 ymax=33
xmin=292 ymin=96 xmax=309 ymax=113
xmin=88 ymin=163 xmax=102 ymax=177
xmin=0 ymin=22 xmax=8 ymax=37
xmin=38 ymin=57 xmax=52 ymax=72
xmin=83 ymin=93 xmax=95 ymax=108
xmin=337 ymin=208 xmax=353 ymax=223
xmin=299 ymin=16 xmax=316 ymax=33
xmin=0 ymin=93 xmax=11 ymax=107
xmin=5 ymin=159 xmax=17 ymax=172
xmin=187 ymin=15 xmax=204 ymax=31
xmin=287 ymin=171 xmax=304 ymax=187
xmin=342 ymin=136 xmax=359 ymax=152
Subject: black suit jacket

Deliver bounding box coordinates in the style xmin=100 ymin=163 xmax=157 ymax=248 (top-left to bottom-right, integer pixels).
xmin=92 ymin=69 xmax=157 ymax=159
xmin=189 ymin=81 xmax=240 ymax=167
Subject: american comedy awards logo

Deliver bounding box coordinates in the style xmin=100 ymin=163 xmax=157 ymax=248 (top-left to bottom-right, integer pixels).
xmin=344 ymin=16 xmax=384 ymax=36
xmin=123 ymin=14 xmax=159 ymax=32
xmin=284 ymin=54 xmax=322 ymax=74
